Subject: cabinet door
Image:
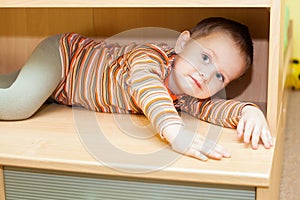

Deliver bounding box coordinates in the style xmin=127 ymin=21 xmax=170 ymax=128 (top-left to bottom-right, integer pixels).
xmin=4 ymin=167 xmax=255 ymax=200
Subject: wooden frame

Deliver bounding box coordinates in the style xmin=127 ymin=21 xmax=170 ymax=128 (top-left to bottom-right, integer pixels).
xmin=0 ymin=166 xmax=5 ymax=200
xmin=0 ymin=0 xmax=288 ymax=199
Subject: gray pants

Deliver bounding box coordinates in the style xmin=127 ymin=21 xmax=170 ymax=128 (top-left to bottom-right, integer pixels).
xmin=0 ymin=35 xmax=62 ymax=120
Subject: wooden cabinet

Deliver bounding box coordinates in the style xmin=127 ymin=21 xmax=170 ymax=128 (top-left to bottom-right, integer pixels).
xmin=0 ymin=0 xmax=289 ymax=199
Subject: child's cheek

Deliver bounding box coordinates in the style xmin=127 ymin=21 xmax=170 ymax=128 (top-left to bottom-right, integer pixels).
xmin=206 ymin=80 xmax=225 ymax=96
xmin=175 ymin=57 xmax=197 ymax=75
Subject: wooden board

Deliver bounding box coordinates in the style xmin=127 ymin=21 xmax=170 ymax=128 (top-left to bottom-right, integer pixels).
xmin=0 ymin=104 xmax=275 ymax=187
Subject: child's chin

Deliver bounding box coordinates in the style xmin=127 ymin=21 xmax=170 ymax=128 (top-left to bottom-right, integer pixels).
xmin=196 ymin=92 xmax=214 ymax=99
xmin=191 ymin=93 xmax=208 ymax=99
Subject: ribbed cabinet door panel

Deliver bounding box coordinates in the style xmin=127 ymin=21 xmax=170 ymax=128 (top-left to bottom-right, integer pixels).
xmin=4 ymin=167 xmax=255 ymax=200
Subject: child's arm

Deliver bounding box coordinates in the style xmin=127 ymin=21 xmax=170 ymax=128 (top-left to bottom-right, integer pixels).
xmin=179 ymin=96 xmax=273 ymax=149
xmin=179 ymin=96 xmax=251 ymax=128
xmin=128 ymin=47 xmax=230 ymax=161
xmin=128 ymin=48 xmax=183 ymax=134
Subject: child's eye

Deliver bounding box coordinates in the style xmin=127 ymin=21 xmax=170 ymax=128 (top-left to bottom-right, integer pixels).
xmin=201 ymin=54 xmax=210 ymax=64
xmin=216 ymin=72 xmax=225 ymax=82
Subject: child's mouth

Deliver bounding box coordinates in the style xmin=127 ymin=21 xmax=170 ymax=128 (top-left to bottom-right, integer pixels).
xmin=190 ymin=75 xmax=202 ymax=90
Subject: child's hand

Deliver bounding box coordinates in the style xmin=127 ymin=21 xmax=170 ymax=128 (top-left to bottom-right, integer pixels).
xmin=163 ymin=124 xmax=231 ymax=161
xmin=237 ymin=105 xmax=273 ymax=149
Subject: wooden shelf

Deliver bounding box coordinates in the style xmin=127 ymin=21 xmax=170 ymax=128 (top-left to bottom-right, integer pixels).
xmin=1 ymin=0 xmax=271 ymax=8
xmin=0 ymin=0 xmax=287 ymax=199
xmin=0 ymin=104 xmax=274 ymax=187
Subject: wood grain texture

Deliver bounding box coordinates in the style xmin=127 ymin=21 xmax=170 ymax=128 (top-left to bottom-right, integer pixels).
xmin=0 ymin=0 xmax=271 ymax=8
xmin=0 ymin=104 xmax=274 ymax=187
xmin=0 ymin=7 xmax=270 ymax=108
xmin=0 ymin=1 xmax=288 ymax=199
xmin=0 ymin=166 xmax=5 ymax=200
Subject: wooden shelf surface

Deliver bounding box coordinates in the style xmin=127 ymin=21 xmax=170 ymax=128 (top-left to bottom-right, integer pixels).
xmin=0 ymin=104 xmax=275 ymax=187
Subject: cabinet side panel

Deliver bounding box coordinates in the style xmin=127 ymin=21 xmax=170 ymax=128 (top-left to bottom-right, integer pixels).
xmin=0 ymin=166 xmax=6 ymax=200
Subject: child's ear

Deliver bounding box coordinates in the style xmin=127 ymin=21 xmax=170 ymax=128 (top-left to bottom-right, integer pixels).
xmin=174 ymin=31 xmax=191 ymax=54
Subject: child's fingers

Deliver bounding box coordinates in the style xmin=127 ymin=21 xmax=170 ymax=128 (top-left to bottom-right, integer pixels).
xmin=193 ymin=137 xmax=231 ymax=158
xmin=207 ymin=151 xmax=223 ymax=160
xmin=194 ymin=143 xmax=230 ymax=160
xmin=170 ymin=130 xmax=231 ymax=161
xmin=243 ymin=121 xmax=254 ymax=144
xmin=212 ymin=144 xmax=231 ymax=158
xmin=188 ymin=149 xmax=208 ymax=161
xmin=261 ymin=127 xmax=272 ymax=149
xmin=194 ymin=148 xmax=222 ymax=160
xmin=185 ymin=141 xmax=230 ymax=161
xmin=269 ymin=132 xmax=274 ymax=146
xmin=237 ymin=117 xmax=245 ymax=138
xmin=251 ymin=126 xmax=261 ymax=149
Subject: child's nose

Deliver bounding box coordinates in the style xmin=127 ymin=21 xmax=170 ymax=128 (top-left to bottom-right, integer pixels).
xmin=199 ymin=73 xmax=208 ymax=82
xmin=199 ymin=72 xmax=214 ymax=83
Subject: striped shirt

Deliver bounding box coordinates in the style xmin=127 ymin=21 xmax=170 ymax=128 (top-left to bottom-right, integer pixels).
xmin=52 ymin=33 xmax=253 ymax=135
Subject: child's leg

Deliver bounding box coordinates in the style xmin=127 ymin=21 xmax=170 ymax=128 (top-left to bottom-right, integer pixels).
xmin=0 ymin=70 xmax=20 ymax=88
xmin=0 ymin=35 xmax=62 ymax=120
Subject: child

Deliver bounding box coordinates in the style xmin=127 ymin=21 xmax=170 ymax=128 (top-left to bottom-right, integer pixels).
xmin=0 ymin=17 xmax=273 ymax=161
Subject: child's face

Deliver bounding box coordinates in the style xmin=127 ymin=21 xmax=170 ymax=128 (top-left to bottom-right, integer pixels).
xmin=172 ymin=31 xmax=246 ymax=99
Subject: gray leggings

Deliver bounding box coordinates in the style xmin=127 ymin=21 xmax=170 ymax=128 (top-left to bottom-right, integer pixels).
xmin=0 ymin=35 xmax=62 ymax=120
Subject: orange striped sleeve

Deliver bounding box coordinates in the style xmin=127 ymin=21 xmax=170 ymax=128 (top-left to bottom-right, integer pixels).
xmin=127 ymin=45 xmax=183 ymax=134
xmin=180 ymin=96 xmax=257 ymax=128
